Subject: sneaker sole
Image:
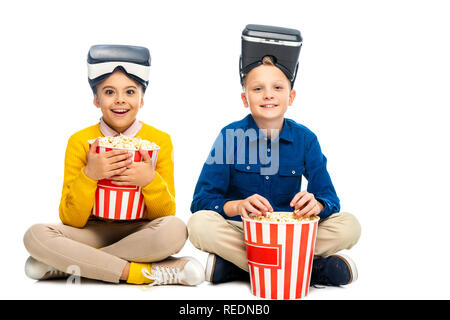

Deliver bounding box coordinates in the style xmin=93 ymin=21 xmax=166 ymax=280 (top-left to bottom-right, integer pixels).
xmin=205 ymin=253 xmax=216 ymax=282
xmin=330 ymin=253 xmax=358 ymax=284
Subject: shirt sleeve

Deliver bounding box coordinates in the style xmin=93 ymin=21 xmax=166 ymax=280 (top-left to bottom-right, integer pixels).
xmin=190 ymin=131 xmax=233 ymax=217
xmin=303 ymin=133 xmax=340 ymax=219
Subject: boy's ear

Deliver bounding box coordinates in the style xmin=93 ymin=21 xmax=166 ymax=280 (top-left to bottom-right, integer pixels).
xmin=288 ymin=89 xmax=296 ymax=106
xmin=241 ymin=92 xmax=249 ymax=108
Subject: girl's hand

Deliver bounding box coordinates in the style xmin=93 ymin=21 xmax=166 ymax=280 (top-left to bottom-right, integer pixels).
xmin=109 ymin=148 xmax=156 ymax=187
xmin=84 ymin=139 xmax=134 ymax=181
xmin=290 ymin=191 xmax=323 ymax=217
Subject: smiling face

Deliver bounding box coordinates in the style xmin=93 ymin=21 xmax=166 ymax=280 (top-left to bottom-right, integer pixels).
xmin=94 ymin=70 xmax=144 ymax=133
xmin=241 ymin=64 xmax=296 ymax=128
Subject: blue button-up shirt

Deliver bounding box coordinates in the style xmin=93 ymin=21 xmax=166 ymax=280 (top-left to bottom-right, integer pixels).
xmin=190 ymin=114 xmax=340 ymax=221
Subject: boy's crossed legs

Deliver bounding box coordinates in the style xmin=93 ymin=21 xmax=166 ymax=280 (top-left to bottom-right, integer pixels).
xmin=187 ymin=210 xmax=361 ymax=285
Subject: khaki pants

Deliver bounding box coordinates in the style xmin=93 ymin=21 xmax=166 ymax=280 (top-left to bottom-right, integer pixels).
xmin=187 ymin=210 xmax=361 ymax=271
xmin=23 ymin=216 xmax=187 ymax=283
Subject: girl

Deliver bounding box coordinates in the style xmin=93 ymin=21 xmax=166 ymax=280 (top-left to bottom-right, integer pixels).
xmin=23 ymin=45 xmax=203 ymax=286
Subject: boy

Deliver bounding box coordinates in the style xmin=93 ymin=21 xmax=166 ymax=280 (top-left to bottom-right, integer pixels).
xmin=188 ymin=25 xmax=361 ymax=286
xmin=23 ymin=45 xmax=203 ymax=286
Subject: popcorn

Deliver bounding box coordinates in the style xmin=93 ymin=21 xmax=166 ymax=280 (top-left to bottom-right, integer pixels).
xmin=249 ymin=211 xmax=319 ymax=223
xmin=88 ymin=134 xmax=159 ymax=151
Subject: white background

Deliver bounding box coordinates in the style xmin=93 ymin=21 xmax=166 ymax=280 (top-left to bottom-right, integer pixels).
xmin=1 ymin=0 xmax=450 ymax=300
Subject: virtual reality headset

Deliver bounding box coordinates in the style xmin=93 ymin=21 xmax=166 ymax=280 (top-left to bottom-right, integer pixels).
xmin=240 ymin=24 xmax=302 ymax=87
xmin=87 ymin=44 xmax=151 ymax=93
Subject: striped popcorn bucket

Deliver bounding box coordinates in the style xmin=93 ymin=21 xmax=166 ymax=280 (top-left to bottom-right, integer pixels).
xmin=92 ymin=146 xmax=159 ymax=220
xmin=242 ymin=214 xmax=319 ymax=299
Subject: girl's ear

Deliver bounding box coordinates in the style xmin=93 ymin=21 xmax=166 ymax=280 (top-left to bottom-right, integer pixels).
xmin=241 ymin=92 xmax=249 ymax=108
xmin=93 ymin=94 xmax=100 ymax=108
xmin=140 ymin=96 xmax=144 ymax=109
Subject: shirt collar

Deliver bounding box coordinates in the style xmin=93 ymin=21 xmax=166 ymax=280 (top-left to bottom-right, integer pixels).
xmin=245 ymin=114 xmax=294 ymax=143
xmin=278 ymin=119 xmax=294 ymax=143
xmin=99 ymin=117 xmax=142 ymax=137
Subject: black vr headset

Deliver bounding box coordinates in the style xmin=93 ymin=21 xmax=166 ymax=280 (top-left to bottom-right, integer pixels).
xmin=239 ymin=24 xmax=302 ymax=88
xmin=87 ymin=44 xmax=151 ymax=93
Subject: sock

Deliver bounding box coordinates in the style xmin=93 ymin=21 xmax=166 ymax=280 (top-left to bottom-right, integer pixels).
xmin=126 ymin=262 xmax=152 ymax=285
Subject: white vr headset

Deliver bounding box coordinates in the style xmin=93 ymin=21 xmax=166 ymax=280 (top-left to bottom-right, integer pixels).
xmin=87 ymin=44 xmax=151 ymax=92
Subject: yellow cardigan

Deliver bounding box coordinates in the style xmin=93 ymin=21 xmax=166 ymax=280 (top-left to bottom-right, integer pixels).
xmin=59 ymin=122 xmax=175 ymax=228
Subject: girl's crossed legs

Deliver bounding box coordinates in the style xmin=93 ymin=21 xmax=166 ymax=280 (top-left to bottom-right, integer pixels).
xmin=23 ymin=216 xmax=187 ymax=283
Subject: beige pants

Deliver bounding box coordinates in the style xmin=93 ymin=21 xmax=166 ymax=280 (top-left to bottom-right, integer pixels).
xmin=23 ymin=216 xmax=187 ymax=283
xmin=187 ymin=210 xmax=361 ymax=271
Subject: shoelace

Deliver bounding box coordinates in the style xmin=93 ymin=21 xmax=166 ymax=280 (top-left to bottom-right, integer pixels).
xmin=43 ymin=269 xmax=67 ymax=279
xmin=141 ymin=265 xmax=180 ymax=286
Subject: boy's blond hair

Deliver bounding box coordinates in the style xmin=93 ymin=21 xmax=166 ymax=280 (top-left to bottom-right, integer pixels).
xmin=242 ymin=55 xmax=291 ymax=90
xmin=261 ymin=55 xmax=275 ymax=66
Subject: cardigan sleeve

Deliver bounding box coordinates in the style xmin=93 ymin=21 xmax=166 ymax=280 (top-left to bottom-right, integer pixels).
xmin=141 ymin=133 xmax=176 ymax=219
xmin=59 ymin=134 xmax=98 ymax=228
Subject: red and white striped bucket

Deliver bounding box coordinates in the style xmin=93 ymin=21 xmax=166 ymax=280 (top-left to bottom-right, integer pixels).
xmin=242 ymin=214 xmax=319 ymax=299
xmin=92 ymin=146 xmax=159 ymax=220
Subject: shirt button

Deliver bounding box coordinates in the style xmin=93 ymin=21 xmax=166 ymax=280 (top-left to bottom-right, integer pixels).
xmin=246 ymin=166 xmax=250 ymax=170
xmin=265 ymin=176 xmax=269 ymax=180
xmin=214 ymin=205 xmax=219 ymax=210
xmin=292 ymin=170 xmax=296 ymax=174
xmin=267 ymin=148 xmax=271 ymax=152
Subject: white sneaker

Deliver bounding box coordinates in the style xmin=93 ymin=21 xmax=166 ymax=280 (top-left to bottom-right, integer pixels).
xmin=142 ymin=256 xmax=204 ymax=286
xmin=24 ymin=256 xmax=68 ymax=280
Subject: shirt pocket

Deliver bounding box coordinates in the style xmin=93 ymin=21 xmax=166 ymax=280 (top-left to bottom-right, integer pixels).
xmin=231 ymin=163 xmax=262 ymax=192
xmin=273 ymin=164 xmax=304 ymax=195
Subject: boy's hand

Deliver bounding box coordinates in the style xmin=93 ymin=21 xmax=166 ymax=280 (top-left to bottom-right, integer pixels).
xmin=84 ymin=139 xmax=134 ymax=181
xmin=109 ymin=149 xmax=156 ymax=187
xmin=225 ymin=194 xmax=273 ymax=219
xmin=290 ymin=191 xmax=324 ymax=217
